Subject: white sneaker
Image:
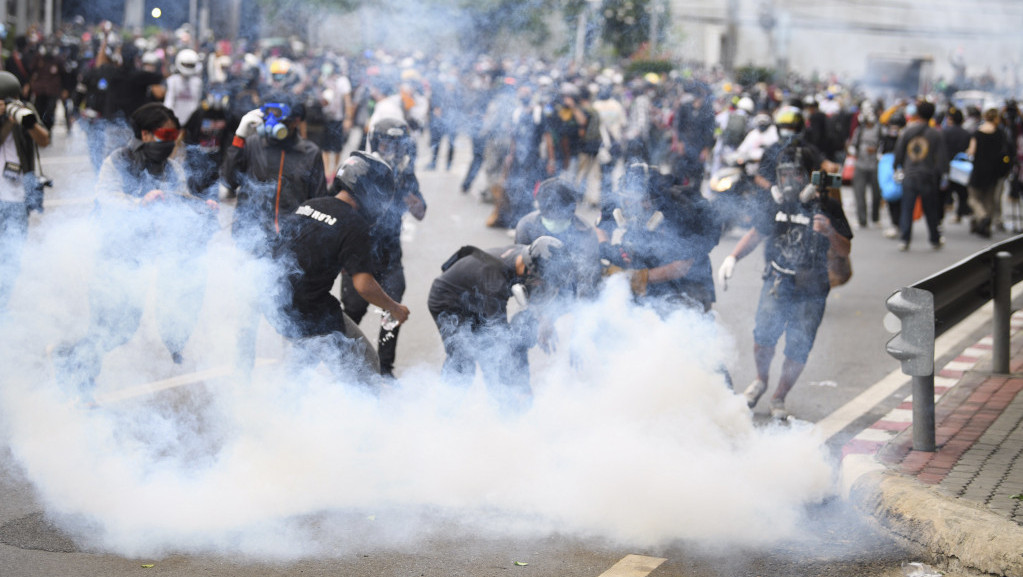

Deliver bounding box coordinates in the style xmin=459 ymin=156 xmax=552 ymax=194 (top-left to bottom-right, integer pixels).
xmin=770 ymin=398 xmax=789 ymax=421
xmin=744 ymin=379 xmax=767 ymax=408
xmin=883 ymin=227 xmax=898 ymax=239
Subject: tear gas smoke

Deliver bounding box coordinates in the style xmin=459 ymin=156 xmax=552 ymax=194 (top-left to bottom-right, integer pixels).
xmin=0 ymin=205 xmax=835 ymax=559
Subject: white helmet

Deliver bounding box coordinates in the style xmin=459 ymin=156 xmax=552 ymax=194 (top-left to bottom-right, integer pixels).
xmin=175 ymin=48 xmax=200 ymax=76
xmin=737 ymin=96 xmax=755 ymax=114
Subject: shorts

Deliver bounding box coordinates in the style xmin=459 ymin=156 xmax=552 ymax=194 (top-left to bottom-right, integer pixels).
xmin=322 ymin=120 xmax=346 ymax=152
xmin=752 ymin=275 xmax=828 ymax=364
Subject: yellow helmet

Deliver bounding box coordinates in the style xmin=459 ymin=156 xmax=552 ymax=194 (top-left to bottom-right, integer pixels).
xmin=773 ymin=105 xmax=804 ymax=131
xmin=269 ymin=58 xmax=291 ymax=76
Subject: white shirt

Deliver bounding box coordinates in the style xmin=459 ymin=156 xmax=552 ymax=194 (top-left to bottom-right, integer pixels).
xmin=0 ymin=134 xmax=24 ymax=203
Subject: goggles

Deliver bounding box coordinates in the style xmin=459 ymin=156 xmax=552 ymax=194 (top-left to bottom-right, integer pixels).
xmin=152 ymin=127 xmax=181 ymax=142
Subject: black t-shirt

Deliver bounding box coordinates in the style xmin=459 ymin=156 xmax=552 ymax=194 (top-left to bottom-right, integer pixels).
xmin=275 ymin=196 xmax=375 ymax=307
xmin=754 ymin=194 xmax=853 ymax=295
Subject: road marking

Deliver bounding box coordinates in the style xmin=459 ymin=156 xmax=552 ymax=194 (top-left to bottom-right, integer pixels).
xmin=598 ymin=555 xmax=667 ymax=577
xmin=94 ymin=358 xmax=278 ymax=404
xmin=815 ymin=292 xmax=1013 ymax=443
xmin=39 ymin=153 xmax=91 ymax=165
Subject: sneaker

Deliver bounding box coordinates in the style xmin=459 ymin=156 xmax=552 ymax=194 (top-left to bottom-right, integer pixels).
xmin=898 ymin=242 xmax=909 ymax=252
xmin=883 ymin=227 xmax=899 ymax=239
xmin=743 ymin=379 xmax=767 ymax=408
xmin=931 ymin=237 xmax=945 ymax=250
xmin=770 ymin=398 xmax=789 ymax=420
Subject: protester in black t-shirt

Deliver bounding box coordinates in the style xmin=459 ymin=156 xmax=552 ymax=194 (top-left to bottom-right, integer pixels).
xmin=272 ymin=151 xmax=410 ymax=383
xmin=718 ymin=136 xmax=853 ymax=421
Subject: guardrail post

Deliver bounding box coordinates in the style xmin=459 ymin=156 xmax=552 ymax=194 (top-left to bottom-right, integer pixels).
xmin=885 ymin=287 xmax=936 ymax=451
xmin=911 ymin=375 xmax=936 ymax=452
xmin=993 ymin=251 xmax=1011 ymax=374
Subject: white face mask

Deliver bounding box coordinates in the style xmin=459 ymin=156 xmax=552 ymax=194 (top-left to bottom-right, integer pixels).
xmin=541 ymin=216 xmax=572 ymax=234
xmin=778 ymin=128 xmax=796 ymax=138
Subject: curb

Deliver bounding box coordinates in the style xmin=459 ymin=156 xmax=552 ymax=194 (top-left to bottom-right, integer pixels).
xmin=850 ymin=469 xmax=1023 ymax=577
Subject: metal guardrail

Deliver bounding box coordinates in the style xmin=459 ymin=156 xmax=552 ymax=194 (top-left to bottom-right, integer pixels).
xmin=886 ymin=234 xmax=1023 ymax=452
xmin=914 ymin=235 xmax=1023 ymax=341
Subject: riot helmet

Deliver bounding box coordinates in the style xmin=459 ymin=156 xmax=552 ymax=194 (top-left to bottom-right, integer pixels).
xmin=333 ymin=151 xmax=396 ymax=217
xmin=367 ymin=116 xmax=412 ymax=174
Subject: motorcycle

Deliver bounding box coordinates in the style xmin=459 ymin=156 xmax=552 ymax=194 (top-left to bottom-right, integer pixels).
xmin=708 ymin=152 xmax=761 ymax=232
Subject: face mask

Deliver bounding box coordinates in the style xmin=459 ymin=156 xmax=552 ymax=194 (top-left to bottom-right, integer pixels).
xmin=541 ymin=216 xmax=572 ymax=234
xmin=140 ymin=140 xmax=176 ymax=165
xmin=778 ymin=128 xmax=795 ymax=138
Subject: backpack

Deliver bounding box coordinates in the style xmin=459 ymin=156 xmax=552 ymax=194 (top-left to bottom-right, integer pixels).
xmin=722 ymin=113 xmax=746 ymax=148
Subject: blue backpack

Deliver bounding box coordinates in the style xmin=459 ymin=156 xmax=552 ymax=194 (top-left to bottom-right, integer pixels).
xmin=877 ymin=152 xmax=902 ymax=201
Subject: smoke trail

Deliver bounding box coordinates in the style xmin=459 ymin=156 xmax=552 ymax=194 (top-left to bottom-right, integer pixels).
xmin=0 ymin=211 xmax=835 ymax=560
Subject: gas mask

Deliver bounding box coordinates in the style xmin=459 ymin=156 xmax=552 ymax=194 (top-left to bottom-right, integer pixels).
xmin=375 ymin=133 xmax=410 ymax=174
xmin=258 ymin=103 xmax=291 ymax=140
xmin=771 ymin=162 xmax=815 ymax=204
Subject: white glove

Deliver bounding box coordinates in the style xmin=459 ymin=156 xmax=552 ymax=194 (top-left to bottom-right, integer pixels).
xmin=718 ymin=255 xmax=737 ymax=291
xmin=7 ymin=101 xmax=36 ymax=128
xmin=235 ymin=108 xmax=264 ymax=139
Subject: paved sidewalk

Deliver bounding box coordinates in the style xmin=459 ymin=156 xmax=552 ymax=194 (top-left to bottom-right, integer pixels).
xmin=843 ymin=310 xmax=1023 ymax=576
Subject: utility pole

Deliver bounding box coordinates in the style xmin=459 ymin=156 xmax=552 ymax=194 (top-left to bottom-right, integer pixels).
xmin=124 ymin=0 xmax=145 ymax=32
xmin=724 ymin=0 xmax=739 ymax=73
xmin=649 ymin=0 xmax=660 ymax=55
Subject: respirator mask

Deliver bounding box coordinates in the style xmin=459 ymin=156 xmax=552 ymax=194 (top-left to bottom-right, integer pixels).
xmin=258 ymin=103 xmax=291 ymax=140
xmin=771 ymin=162 xmax=815 ymax=204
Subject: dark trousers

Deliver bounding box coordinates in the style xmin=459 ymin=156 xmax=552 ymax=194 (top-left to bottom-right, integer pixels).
xmin=429 ymin=307 xmax=531 ymax=406
xmin=899 ymin=178 xmax=943 ymax=245
xmin=461 ymin=133 xmax=486 ymax=192
xmin=852 ymin=166 xmax=881 ymax=226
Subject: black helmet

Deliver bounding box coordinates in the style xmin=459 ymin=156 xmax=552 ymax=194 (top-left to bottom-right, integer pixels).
xmin=0 ymin=71 xmax=21 ymax=100
xmin=367 ymin=116 xmax=412 ymax=173
xmin=334 ymin=151 xmax=396 ymax=216
xmin=521 ymin=236 xmax=564 ymax=277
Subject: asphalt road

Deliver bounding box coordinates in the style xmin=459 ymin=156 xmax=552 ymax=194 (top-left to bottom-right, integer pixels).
xmin=0 ymin=124 xmax=1009 ymax=576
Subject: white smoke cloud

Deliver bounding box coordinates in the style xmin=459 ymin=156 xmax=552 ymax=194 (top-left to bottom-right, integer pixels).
xmin=0 ymin=214 xmax=836 ymax=560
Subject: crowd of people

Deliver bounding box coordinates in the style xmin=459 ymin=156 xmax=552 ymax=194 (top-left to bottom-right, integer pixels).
xmin=2 ymin=18 xmax=1022 ymax=419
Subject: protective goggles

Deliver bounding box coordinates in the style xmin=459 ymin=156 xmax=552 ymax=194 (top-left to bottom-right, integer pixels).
xmin=153 ymin=127 xmax=181 ymax=142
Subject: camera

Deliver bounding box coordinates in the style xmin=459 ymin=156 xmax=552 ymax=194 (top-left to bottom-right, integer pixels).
xmin=811 ymin=171 xmax=842 ymax=191
xmin=258 ymin=102 xmax=291 ymax=140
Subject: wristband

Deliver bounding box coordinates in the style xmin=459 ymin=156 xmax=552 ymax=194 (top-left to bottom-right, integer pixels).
xmin=232 ymin=135 xmax=246 ymax=148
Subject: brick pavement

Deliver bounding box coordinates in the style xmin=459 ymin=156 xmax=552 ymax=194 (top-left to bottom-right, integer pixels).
xmin=848 ymin=310 xmax=1023 ymax=526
